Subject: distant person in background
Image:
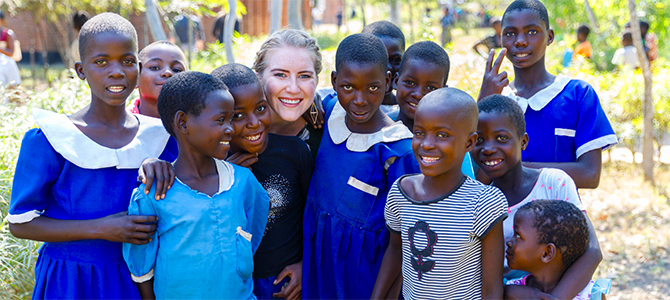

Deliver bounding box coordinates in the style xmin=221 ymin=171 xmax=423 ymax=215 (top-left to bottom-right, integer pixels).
xmin=336 ymin=7 xmax=343 ymax=30
xmin=573 ymin=24 xmax=592 ymax=59
xmin=472 ymin=17 xmax=502 ymax=57
xmin=0 ymin=9 xmax=21 ymax=87
xmin=173 ymin=14 xmax=205 ymax=53
xmin=71 ymin=11 xmax=89 ymax=64
xmin=440 ymin=7 xmax=455 ymax=46
xmin=612 ymin=31 xmax=639 ymax=69
xmin=212 ymin=12 xmax=240 ymax=44
xmin=625 ymin=20 xmax=657 ymax=63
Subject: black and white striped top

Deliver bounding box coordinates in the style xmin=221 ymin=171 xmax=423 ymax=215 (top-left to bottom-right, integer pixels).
xmin=385 ymin=175 xmax=508 ymax=300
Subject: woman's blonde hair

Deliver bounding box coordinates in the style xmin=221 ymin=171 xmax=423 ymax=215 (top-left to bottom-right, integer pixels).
xmin=253 ymin=29 xmax=322 ymax=76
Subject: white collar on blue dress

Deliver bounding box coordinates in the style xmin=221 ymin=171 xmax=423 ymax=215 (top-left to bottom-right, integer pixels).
xmin=502 ymin=75 xmax=571 ymax=113
xmin=32 ymin=108 xmax=171 ymax=169
xmin=328 ymin=101 xmax=413 ymax=152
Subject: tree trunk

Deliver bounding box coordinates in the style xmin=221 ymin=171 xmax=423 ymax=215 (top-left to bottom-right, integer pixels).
xmin=408 ymin=0 xmax=414 ymax=42
xmin=224 ymin=0 xmax=237 ymax=63
xmin=584 ymin=0 xmax=598 ymax=32
xmin=46 ymin=20 xmax=71 ymax=70
xmin=145 ymin=0 xmax=168 ymax=41
xmin=389 ymin=0 xmax=400 ymax=26
xmin=269 ymin=0 xmax=283 ymax=34
xmin=627 ymin=0 xmax=654 ymax=182
xmin=288 ymin=0 xmax=304 ymax=30
xmin=360 ymin=0 xmax=367 ymax=28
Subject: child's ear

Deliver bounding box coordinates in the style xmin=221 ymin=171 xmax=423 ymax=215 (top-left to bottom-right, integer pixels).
xmin=74 ymin=62 xmax=86 ymax=80
xmin=541 ymin=243 xmax=558 ymax=263
xmin=465 ymin=132 xmax=478 ymax=152
xmin=174 ymin=111 xmax=188 ymax=134
xmin=547 ymin=28 xmax=555 ymax=46
xmin=393 ymin=72 xmax=399 ymax=90
xmin=521 ymin=133 xmax=529 ymax=151
xmin=384 ymin=70 xmax=392 ymax=92
xmin=330 ymin=71 xmax=337 ymax=90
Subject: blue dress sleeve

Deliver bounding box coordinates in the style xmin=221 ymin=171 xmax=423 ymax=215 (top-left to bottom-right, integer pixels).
xmin=386 ymin=150 xmax=421 ymax=190
xmin=9 ymin=128 xmax=62 ymax=224
xmin=242 ymin=170 xmax=270 ymax=253
xmin=122 ymin=186 xmax=159 ymax=283
xmin=574 ymin=82 xmax=618 ymax=158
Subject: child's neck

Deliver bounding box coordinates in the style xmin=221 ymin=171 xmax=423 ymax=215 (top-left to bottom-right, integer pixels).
xmin=269 ymin=110 xmax=307 ymax=136
xmin=527 ymin=266 xmax=566 ymax=295
xmin=382 ymin=92 xmax=397 ymax=105
xmin=173 ymin=151 xmax=219 ymax=197
xmin=403 ymin=170 xmax=465 ymax=202
xmin=138 ymin=96 xmax=160 ymax=118
xmin=512 ymin=58 xmax=556 ymax=99
xmin=396 ymin=111 xmax=413 ymax=131
xmin=491 ymin=164 xmax=541 ymax=207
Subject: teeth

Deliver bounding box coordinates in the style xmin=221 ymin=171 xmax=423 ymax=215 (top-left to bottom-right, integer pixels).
xmin=107 ymin=86 xmax=124 ymax=93
xmin=219 ymin=141 xmax=229 ymax=145
xmin=280 ymin=98 xmax=300 ymax=105
xmin=408 ymin=102 xmax=417 ymax=107
xmin=245 ymin=134 xmax=261 ymax=141
xmin=515 ymin=53 xmax=529 ymax=58
xmin=484 ymin=160 xmax=502 ymax=166
xmin=421 ymin=156 xmax=440 ymax=163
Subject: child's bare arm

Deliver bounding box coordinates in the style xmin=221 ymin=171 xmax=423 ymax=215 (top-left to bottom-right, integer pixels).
xmin=370 ymin=232 xmax=402 ymax=300
xmin=477 ymin=49 xmax=509 ymax=101
xmin=138 ymin=158 xmax=176 ymax=200
xmin=523 ymin=149 xmax=602 ymax=188
xmin=137 ymin=280 xmax=156 ymax=300
xmin=550 ymin=213 xmax=602 ymax=298
xmin=9 ymin=212 xmax=156 ymax=245
xmin=481 ymin=221 xmax=504 ymax=300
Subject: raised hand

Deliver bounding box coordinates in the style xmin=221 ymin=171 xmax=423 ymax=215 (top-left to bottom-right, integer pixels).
xmin=138 ymin=158 xmax=175 ymax=200
xmin=477 ymin=48 xmax=509 ymax=101
xmin=97 ymin=211 xmax=157 ymax=245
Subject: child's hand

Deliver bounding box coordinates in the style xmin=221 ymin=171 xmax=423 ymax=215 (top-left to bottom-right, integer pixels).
xmin=272 ymin=261 xmax=302 ymax=300
xmin=139 ymin=158 xmax=175 ymax=200
xmin=301 ymin=96 xmax=325 ymax=130
xmin=97 ymin=211 xmax=157 ymax=245
xmin=226 ymin=152 xmax=259 ymax=169
xmin=478 ymin=48 xmax=509 ymax=101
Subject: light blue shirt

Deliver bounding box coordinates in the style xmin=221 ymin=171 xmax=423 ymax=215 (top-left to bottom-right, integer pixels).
xmin=123 ymin=160 xmax=269 ymax=299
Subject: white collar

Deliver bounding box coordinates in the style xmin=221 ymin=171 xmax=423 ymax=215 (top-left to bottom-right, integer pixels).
xmin=502 ymin=75 xmax=571 ymax=113
xmin=215 ymin=159 xmax=234 ymax=193
xmin=327 ymin=101 xmax=413 ymax=152
xmin=32 ymin=108 xmax=171 ymax=169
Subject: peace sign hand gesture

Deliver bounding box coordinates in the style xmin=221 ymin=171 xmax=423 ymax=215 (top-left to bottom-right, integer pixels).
xmin=477 ymin=48 xmax=509 ymax=101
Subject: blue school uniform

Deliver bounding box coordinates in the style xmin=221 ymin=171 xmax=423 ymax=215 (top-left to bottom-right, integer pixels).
xmin=8 ymin=109 xmax=177 ymax=299
xmin=123 ymin=160 xmax=269 ymax=299
xmin=503 ymin=75 xmax=617 ymax=163
xmin=302 ymin=95 xmax=420 ymax=299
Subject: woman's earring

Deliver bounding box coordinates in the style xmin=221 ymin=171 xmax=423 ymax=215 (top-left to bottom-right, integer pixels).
xmin=309 ymin=102 xmax=318 ymax=124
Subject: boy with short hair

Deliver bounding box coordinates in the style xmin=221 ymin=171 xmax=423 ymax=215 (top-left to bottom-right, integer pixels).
xmin=478 ymin=0 xmax=617 ymax=189
xmin=473 ymin=17 xmax=503 ymax=57
xmin=394 ymin=41 xmax=475 ymax=178
xmin=611 ymin=31 xmax=639 ymax=69
xmin=372 ymin=87 xmax=507 ymax=300
xmin=573 ymin=24 xmax=592 ymax=59
xmin=129 ymin=41 xmax=187 ymax=117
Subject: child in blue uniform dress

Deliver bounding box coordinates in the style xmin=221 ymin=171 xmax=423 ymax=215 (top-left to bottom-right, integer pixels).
xmin=302 ymin=33 xmax=420 ymax=299
xmin=8 ymin=13 xmax=177 ymax=299
xmin=478 ymin=0 xmax=617 ymax=189
xmin=123 ymin=72 xmax=269 ymax=299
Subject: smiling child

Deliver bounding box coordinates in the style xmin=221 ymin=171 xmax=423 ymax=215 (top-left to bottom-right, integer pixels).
xmin=372 ymin=87 xmax=507 ymax=300
xmin=478 ymin=0 xmax=617 ymax=189
xmin=129 ymin=41 xmax=187 ymax=117
xmin=212 ymin=63 xmax=314 ymax=300
xmin=302 ymin=33 xmax=419 ymax=299
xmin=123 ymin=72 xmax=269 ymax=299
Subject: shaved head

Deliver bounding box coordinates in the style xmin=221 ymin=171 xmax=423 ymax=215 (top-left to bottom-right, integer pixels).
xmin=416 ymin=87 xmax=478 ymax=133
